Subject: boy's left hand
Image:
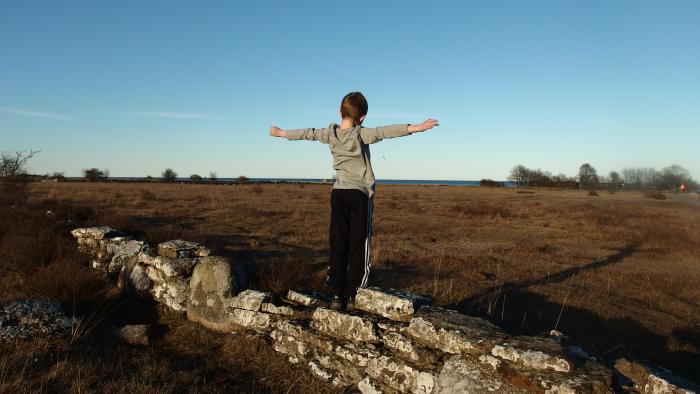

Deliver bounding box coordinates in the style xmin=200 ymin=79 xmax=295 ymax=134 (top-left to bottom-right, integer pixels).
xmin=408 ymin=118 xmax=439 ymax=133
xmin=269 ymin=126 xmax=287 ymax=137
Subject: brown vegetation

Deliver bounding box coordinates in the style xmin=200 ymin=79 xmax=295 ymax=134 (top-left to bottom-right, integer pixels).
xmin=3 ymin=182 xmax=700 ymax=387
xmin=0 ymin=198 xmax=332 ymax=393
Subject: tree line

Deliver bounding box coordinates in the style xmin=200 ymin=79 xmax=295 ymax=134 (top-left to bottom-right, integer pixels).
xmin=79 ymin=167 xmax=228 ymax=183
xmin=509 ymin=163 xmax=697 ymax=191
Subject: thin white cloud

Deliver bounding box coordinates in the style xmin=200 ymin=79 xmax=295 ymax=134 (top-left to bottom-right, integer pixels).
xmin=0 ymin=106 xmax=73 ymax=120
xmin=128 ymin=111 xmax=227 ymax=120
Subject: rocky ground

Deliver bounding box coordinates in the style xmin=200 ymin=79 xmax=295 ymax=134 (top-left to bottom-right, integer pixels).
xmin=53 ymin=225 xmax=698 ymax=393
xmin=0 ymin=299 xmax=74 ymax=340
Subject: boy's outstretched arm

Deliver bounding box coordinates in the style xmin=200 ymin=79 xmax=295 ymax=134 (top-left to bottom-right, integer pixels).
xmin=269 ymin=125 xmax=330 ymax=143
xmin=360 ymin=118 xmax=439 ymax=144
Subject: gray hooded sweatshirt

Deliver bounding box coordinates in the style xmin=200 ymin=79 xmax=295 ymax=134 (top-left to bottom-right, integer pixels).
xmin=286 ymin=123 xmax=411 ymax=198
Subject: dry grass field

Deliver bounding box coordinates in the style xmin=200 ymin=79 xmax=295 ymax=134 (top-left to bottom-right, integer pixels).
xmin=2 ymin=181 xmax=699 ymax=390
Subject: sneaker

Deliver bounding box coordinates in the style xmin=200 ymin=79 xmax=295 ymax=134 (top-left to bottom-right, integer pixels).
xmin=331 ymin=295 xmax=343 ymax=311
xmin=346 ymin=296 xmax=355 ymax=312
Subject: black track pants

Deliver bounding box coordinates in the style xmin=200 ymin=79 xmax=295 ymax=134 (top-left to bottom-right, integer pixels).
xmin=327 ymin=189 xmax=373 ymax=298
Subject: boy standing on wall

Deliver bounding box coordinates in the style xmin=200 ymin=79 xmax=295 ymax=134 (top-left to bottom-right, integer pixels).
xmin=269 ymin=92 xmax=438 ymax=310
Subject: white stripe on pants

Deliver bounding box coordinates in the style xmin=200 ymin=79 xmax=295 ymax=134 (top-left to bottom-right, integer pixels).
xmin=360 ymin=197 xmax=373 ymax=288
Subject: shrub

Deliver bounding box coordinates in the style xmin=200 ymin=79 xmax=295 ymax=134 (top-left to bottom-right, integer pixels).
xmin=190 ymin=174 xmax=203 ymax=182
xmin=480 ymin=179 xmax=504 ymax=187
xmin=588 ymin=190 xmax=599 ymax=197
xmin=161 ymin=168 xmax=177 ymax=182
xmin=51 ymin=172 xmax=66 ymax=182
xmin=237 ymin=175 xmax=250 ymax=184
xmin=83 ymin=168 xmax=109 ymax=182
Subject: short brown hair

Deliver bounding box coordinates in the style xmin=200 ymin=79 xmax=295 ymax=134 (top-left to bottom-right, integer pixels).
xmin=340 ymin=92 xmax=368 ymax=122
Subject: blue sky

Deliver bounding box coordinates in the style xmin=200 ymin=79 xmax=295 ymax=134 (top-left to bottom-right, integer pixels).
xmin=2 ymin=0 xmax=699 ymax=180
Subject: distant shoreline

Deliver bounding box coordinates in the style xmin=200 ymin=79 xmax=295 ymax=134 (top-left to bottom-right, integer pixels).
xmin=58 ymin=177 xmax=516 ymax=187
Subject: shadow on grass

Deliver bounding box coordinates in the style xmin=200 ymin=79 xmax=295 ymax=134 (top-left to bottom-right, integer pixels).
xmin=442 ymin=243 xmax=700 ymax=384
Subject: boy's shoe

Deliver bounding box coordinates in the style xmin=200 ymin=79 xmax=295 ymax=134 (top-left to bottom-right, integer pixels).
xmin=331 ymin=295 xmax=343 ymax=311
xmin=345 ymin=296 xmax=356 ymax=312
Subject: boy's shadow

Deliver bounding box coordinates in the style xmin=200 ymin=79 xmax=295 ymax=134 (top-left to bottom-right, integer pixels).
xmin=446 ymin=243 xmax=700 ymax=385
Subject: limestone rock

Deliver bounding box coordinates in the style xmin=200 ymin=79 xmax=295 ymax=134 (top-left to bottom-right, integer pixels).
xmin=145 ymin=266 xmax=165 ymax=283
xmin=406 ymin=306 xmax=505 ymax=354
xmin=491 ymin=337 xmax=572 ymax=373
xmin=103 ymin=238 xmax=149 ymax=273
xmin=381 ymin=331 xmax=439 ymax=367
xmin=285 ymin=290 xmax=330 ymax=308
xmin=377 ymin=320 xmax=407 ymax=334
xmin=71 ymin=226 xmax=124 ymax=240
xmin=615 ymin=358 xmax=698 ymax=394
xmin=227 ymin=308 xmax=272 ymax=332
xmin=152 ymin=278 xmax=190 ymax=312
xmin=107 ymin=253 xmax=137 ymax=274
xmin=366 ymin=355 xmax=435 ymax=393
xmin=79 ymin=235 xmax=149 ymax=274
xmin=227 ymin=290 xmax=271 ymax=311
xmin=356 ymin=287 xmax=432 ymax=322
xmin=498 ymin=358 xmax=614 ymax=394
xmin=129 ymin=264 xmax=151 ymax=293
xmin=118 ymin=260 xmax=151 ymax=297
xmin=335 ymin=342 xmax=381 ymax=368
xmin=187 ymin=256 xmax=235 ymax=331
xmin=261 ymin=302 xmax=310 ymax=319
xmin=112 ymin=324 xmax=150 ymax=346
xmin=76 ymin=237 xmax=99 ymax=252
xmin=435 ymin=355 xmax=526 ymax=394
xmin=260 ymin=302 xmax=296 ymax=318
xmin=0 ymin=299 xmax=74 ymax=340
xmin=358 ymin=376 xmax=392 ymax=394
xmin=157 ymin=239 xmax=210 ymax=258
xmin=310 ymin=308 xmax=380 ymax=343
xmin=485 ymin=337 xmax=615 ymax=393
xmin=271 ymin=329 xmax=313 ymax=359
xmin=308 ymin=360 xmax=334 ymax=381
xmin=139 ymin=253 xmax=199 ymax=278
xmin=274 ymin=320 xmax=335 ymax=353
xmin=311 ymin=349 xmax=364 ymax=388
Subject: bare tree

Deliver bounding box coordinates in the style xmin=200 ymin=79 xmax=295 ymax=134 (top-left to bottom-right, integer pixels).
xmin=640 ymin=167 xmax=656 ymax=188
xmin=508 ymin=165 xmax=530 ymax=187
xmin=208 ymin=172 xmax=218 ymax=183
xmin=0 ymin=149 xmax=40 ymax=178
xmin=1 ymin=149 xmax=40 ymax=204
xmin=622 ymin=168 xmax=642 ymax=188
xmin=655 ymin=165 xmax=695 ymax=191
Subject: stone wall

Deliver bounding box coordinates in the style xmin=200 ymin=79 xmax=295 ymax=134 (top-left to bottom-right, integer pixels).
xmin=71 ymin=227 xmax=698 ymax=394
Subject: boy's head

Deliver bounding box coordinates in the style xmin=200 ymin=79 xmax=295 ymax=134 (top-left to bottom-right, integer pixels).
xmin=340 ymin=92 xmax=368 ymax=125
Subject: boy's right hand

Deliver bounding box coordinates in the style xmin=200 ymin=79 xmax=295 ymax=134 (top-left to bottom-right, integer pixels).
xmin=269 ymin=126 xmax=287 ymax=138
xmin=408 ymin=118 xmax=439 ymax=133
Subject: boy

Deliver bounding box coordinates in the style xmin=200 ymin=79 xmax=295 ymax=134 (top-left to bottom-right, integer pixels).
xmin=269 ymin=92 xmax=438 ymax=310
